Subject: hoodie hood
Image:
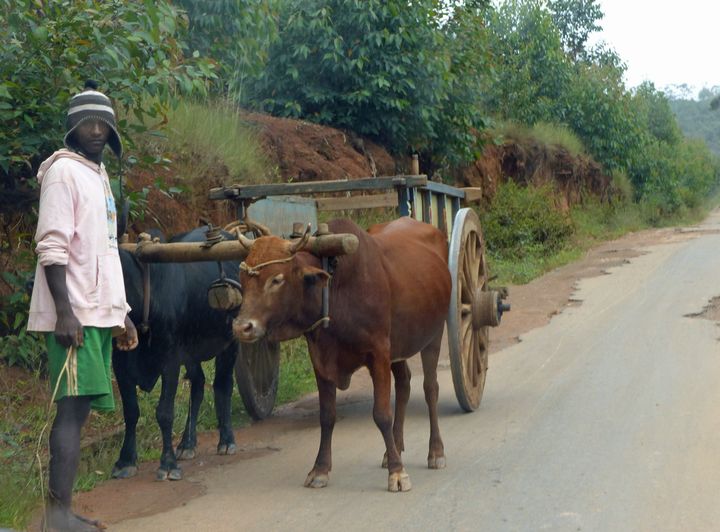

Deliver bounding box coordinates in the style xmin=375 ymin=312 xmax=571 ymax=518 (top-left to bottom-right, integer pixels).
xmin=37 ymin=149 xmax=100 ymax=185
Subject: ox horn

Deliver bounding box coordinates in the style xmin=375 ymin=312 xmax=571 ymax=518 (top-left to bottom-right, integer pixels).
xmin=288 ymin=223 xmax=312 ymax=253
xmin=245 ymin=218 xmax=272 ymax=237
xmin=235 ymin=228 xmax=256 ymax=251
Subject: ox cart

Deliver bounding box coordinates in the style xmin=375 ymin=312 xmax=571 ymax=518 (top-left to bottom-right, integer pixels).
xmin=121 ymin=170 xmax=509 ymax=418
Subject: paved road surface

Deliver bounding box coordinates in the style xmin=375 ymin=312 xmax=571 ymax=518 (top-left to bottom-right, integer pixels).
xmin=111 ymin=212 xmax=720 ymax=532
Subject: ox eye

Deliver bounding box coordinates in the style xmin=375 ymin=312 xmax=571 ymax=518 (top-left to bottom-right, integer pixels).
xmin=270 ymin=274 xmax=284 ymax=287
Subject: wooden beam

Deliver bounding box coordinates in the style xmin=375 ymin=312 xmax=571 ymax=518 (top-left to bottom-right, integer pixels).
xmin=316 ymin=192 xmax=398 ymax=211
xmin=461 ymin=187 xmax=484 ymax=203
xmin=119 ymin=233 xmax=359 ymax=263
xmin=209 ymin=175 xmax=428 ymax=201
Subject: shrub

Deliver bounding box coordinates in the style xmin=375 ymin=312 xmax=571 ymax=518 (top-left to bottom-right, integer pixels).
xmin=0 ymin=267 xmax=45 ymax=371
xmin=481 ymin=181 xmax=574 ymax=260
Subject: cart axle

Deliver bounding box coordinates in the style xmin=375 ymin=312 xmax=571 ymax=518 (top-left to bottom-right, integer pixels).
xmin=471 ymin=289 xmax=510 ymax=329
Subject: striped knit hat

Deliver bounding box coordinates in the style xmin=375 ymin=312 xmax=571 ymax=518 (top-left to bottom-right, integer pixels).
xmin=63 ymin=80 xmax=122 ymax=159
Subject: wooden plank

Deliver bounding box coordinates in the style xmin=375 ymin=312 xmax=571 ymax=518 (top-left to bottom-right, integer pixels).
xmin=461 ymin=187 xmax=484 ymax=203
xmin=422 ymin=180 xmax=466 ymax=198
xmin=316 ymin=192 xmax=398 ymax=211
xmin=209 ymin=175 xmax=429 ymax=201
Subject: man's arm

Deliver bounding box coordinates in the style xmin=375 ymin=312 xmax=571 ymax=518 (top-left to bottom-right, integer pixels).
xmin=45 ymin=264 xmax=84 ymax=347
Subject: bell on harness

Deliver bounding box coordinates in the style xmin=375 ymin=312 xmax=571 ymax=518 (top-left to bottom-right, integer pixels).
xmin=208 ymin=277 xmax=243 ymax=311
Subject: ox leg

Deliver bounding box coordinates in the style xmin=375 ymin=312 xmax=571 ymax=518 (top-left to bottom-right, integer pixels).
xmin=381 ymin=361 xmax=411 ymax=469
xmin=214 ymin=345 xmax=238 ymax=455
xmin=369 ymin=356 xmax=411 ymax=492
xmin=421 ymin=331 xmax=446 ymax=469
xmin=111 ymin=352 xmax=139 ymax=479
xmin=304 ymin=375 xmax=336 ymax=488
xmin=156 ymin=364 xmax=183 ymax=481
xmin=176 ymin=362 xmax=204 ymax=460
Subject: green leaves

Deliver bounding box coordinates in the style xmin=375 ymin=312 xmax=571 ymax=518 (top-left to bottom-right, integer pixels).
xmin=243 ymin=0 xmax=488 ymax=168
xmin=174 ymin=0 xmax=280 ymax=103
xmin=0 ymin=0 xmax=215 ymax=187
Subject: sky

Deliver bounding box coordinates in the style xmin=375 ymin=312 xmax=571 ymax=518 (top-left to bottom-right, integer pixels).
xmin=591 ymin=0 xmax=720 ymax=97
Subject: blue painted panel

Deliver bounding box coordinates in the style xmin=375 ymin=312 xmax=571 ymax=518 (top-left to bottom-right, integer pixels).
xmin=247 ymin=195 xmax=318 ymax=238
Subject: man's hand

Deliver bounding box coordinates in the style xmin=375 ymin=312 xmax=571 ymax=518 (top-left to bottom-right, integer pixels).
xmin=45 ymin=264 xmax=83 ymax=347
xmin=115 ymin=314 xmax=138 ymax=351
xmin=54 ymin=309 xmax=84 ymax=348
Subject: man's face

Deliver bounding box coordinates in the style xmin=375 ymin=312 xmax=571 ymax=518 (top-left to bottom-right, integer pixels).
xmin=73 ymin=118 xmax=110 ymax=158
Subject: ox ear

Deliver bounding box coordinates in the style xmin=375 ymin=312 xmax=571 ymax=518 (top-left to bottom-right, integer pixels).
xmin=302 ymin=266 xmax=331 ymax=287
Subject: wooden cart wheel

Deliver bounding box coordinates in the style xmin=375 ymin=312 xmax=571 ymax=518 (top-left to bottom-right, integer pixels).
xmin=447 ymin=208 xmax=492 ymax=412
xmin=235 ymin=339 xmax=280 ymax=420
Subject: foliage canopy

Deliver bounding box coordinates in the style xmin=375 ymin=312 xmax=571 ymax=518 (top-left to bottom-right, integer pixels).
xmin=0 ymin=0 xmax=214 ymax=193
xmin=246 ymin=0 xmax=488 ymax=168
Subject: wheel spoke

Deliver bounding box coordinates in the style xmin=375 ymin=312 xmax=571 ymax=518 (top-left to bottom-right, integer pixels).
xmin=467 ymin=232 xmax=479 ymax=267
xmin=461 ymin=317 xmax=472 ymax=368
xmin=478 ymin=329 xmax=488 ymax=371
xmin=460 ymin=263 xmax=473 ymax=302
xmin=462 ymin=244 xmax=476 ymax=293
xmin=465 ymin=347 xmax=475 ymax=387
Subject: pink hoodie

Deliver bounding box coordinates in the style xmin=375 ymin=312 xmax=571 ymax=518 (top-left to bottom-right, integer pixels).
xmin=27 ymin=149 xmax=130 ymax=332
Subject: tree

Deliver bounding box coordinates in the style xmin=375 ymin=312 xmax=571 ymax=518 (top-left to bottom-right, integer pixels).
xmin=632 ymin=82 xmax=682 ymax=145
xmin=483 ymin=0 xmax=572 ymax=125
xmin=547 ymin=0 xmax=603 ymax=60
xmin=247 ymin=0 xmax=488 ymax=168
xmin=0 ymin=0 xmax=215 ymax=204
xmin=173 ymin=0 xmax=279 ymax=104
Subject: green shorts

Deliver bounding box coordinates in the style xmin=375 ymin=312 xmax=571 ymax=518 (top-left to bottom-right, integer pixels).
xmin=46 ymin=327 xmax=115 ymax=411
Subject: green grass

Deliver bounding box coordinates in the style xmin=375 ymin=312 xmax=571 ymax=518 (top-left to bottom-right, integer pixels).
xmin=495 ymin=120 xmax=587 ymax=158
xmin=128 ymin=98 xmax=279 ymax=209
xmin=276 ymin=339 xmax=315 ymax=405
xmin=0 ymin=342 xmax=315 ymax=530
xmin=486 ymin=188 xmax=720 ymax=286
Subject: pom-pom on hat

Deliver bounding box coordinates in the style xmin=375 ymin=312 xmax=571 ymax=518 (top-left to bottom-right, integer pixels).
xmin=64 ymin=80 xmax=123 ymax=159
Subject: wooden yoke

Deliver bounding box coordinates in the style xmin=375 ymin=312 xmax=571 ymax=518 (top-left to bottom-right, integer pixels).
xmin=119 ymin=231 xmax=359 ymax=263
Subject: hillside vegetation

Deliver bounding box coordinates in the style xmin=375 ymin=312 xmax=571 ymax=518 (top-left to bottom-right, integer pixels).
xmin=668 ymin=88 xmax=720 ymax=156
xmin=2 ymin=1 xmax=720 ymax=528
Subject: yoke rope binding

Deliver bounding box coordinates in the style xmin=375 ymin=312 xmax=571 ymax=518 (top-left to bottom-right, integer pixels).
xmin=239 ymin=256 xmax=294 ymax=276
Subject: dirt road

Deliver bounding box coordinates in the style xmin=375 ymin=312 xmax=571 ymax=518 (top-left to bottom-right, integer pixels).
xmin=74 ymin=212 xmax=720 ymax=531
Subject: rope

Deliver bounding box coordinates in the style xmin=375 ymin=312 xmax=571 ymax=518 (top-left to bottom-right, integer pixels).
xmin=239 ymin=256 xmax=294 ymax=276
xmin=35 ymin=345 xmax=76 ymax=531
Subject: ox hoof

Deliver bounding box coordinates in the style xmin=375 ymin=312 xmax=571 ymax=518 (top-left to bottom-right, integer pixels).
xmin=388 ymin=468 xmax=412 ymax=492
xmin=176 ymin=448 xmax=196 ymax=460
xmin=111 ymin=465 xmax=138 ymax=479
xmin=428 ymin=455 xmax=446 ymax=469
xmin=304 ymin=471 xmax=329 ymax=489
xmin=217 ymin=443 xmax=237 ymax=455
xmin=156 ymin=467 xmax=183 ymax=481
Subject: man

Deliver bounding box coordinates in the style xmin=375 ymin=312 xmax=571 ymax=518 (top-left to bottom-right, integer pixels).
xmin=27 ymin=80 xmax=138 ymax=532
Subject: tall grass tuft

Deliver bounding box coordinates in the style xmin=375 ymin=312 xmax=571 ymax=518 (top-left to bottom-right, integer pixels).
xmin=530 ymin=122 xmax=586 ymax=157
xmin=139 ymin=99 xmax=278 ymax=188
xmin=495 ymin=120 xmax=587 ymax=157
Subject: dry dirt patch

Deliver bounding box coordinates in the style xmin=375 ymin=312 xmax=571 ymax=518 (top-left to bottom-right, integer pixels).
xmin=686 ymin=296 xmax=720 ymax=324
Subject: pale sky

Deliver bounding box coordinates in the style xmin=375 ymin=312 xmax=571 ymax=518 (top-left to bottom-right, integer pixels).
xmin=592 ymin=0 xmax=720 ymax=96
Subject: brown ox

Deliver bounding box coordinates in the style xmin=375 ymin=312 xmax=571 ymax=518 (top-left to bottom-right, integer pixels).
xmin=232 ymin=217 xmax=451 ymax=491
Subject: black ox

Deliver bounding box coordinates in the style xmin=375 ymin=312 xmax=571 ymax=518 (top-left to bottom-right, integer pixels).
xmin=111 ymin=226 xmax=239 ymax=481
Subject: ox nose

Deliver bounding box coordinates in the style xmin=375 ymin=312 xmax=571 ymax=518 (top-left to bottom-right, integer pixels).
xmin=232 ymin=317 xmax=263 ymax=342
